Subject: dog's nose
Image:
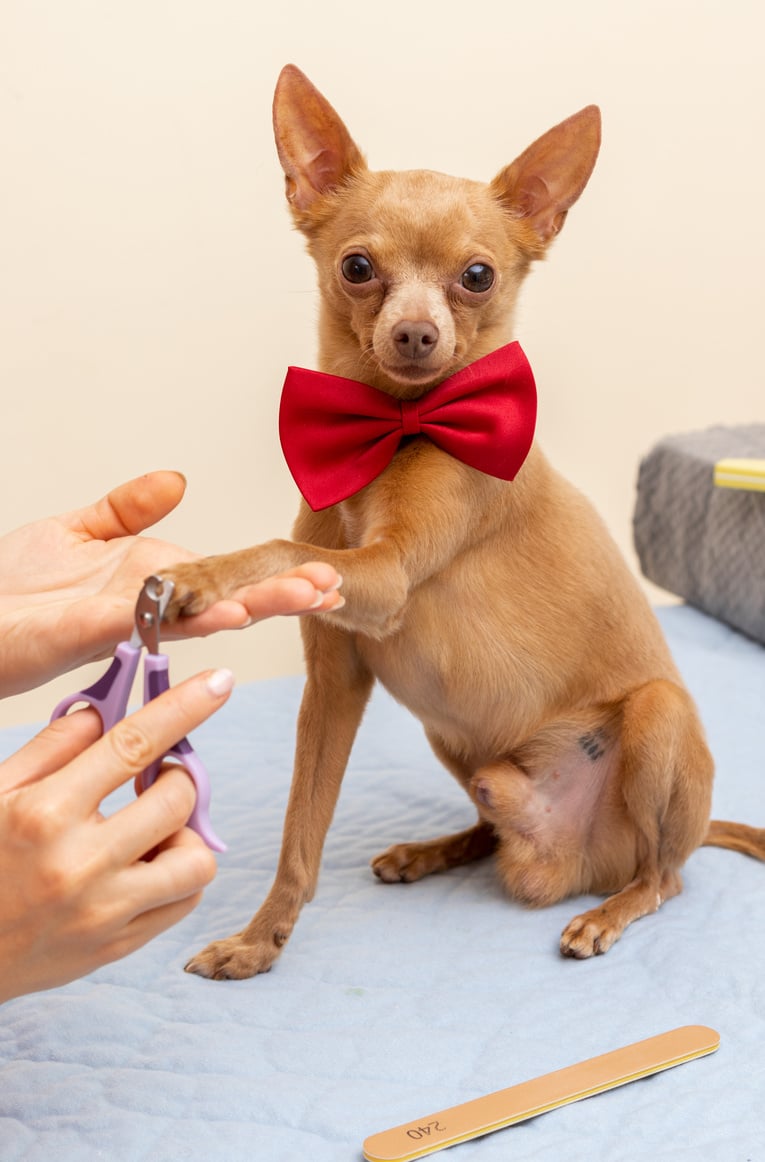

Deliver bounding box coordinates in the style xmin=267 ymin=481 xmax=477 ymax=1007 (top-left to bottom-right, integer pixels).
xmin=392 ymin=320 xmax=439 ymax=360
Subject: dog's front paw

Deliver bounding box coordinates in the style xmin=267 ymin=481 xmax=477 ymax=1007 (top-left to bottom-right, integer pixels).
xmin=184 ymin=933 xmax=280 ymax=980
xmin=156 ymin=560 xmax=229 ymax=622
xmin=559 ymin=908 xmax=618 ymax=959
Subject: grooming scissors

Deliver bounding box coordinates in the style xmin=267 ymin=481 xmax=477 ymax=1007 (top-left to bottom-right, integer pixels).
xmin=51 ymin=574 xmax=226 ymax=852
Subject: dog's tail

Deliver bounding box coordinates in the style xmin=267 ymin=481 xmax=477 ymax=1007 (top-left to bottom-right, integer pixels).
xmin=704 ymin=819 xmax=765 ymax=860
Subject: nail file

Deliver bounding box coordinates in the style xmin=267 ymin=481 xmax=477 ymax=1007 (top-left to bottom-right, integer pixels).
xmin=362 ymin=1024 xmax=720 ymax=1162
xmin=714 ymin=457 xmax=765 ymax=492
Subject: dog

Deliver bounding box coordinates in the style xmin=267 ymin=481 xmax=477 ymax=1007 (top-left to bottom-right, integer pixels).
xmin=161 ymin=64 xmax=765 ymax=979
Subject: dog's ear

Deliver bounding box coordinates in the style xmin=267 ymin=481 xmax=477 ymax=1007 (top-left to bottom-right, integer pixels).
xmin=490 ymin=106 xmax=601 ymax=256
xmin=273 ymin=65 xmax=366 ymax=217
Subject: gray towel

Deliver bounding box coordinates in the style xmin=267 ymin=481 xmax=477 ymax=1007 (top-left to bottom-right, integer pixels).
xmin=633 ymin=424 xmax=765 ymax=644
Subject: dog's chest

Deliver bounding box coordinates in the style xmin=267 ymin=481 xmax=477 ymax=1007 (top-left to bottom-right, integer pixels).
xmin=354 ymin=578 xmax=553 ymax=760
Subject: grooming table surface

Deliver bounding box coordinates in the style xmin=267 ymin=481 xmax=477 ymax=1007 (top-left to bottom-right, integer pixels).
xmin=1 ymin=605 xmax=764 ymax=1161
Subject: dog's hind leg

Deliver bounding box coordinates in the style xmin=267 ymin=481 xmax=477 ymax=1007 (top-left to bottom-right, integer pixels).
xmin=370 ymin=733 xmax=497 ymax=882
xmin=371 ymin=821 xmax=497 ymax=883
xmin=185 ymin=621 xmax=374 ymax=980
xmin=559 ymin=679 xmax=713 ymax=958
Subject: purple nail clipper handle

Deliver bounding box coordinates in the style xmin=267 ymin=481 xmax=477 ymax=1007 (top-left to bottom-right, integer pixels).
xmin=140 ymin=654 xmax=227 ymax=853
xmin=50 ymin=642 xmax=141 ymax=731
xmin=51 ymin=643 xmax=226 ymax=853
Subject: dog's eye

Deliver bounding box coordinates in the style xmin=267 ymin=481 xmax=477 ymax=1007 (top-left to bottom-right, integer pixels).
xmin=341 ymin=254 xmax=375 ymax=284
xmin=461 ymin=263 xmax=495 ymax=293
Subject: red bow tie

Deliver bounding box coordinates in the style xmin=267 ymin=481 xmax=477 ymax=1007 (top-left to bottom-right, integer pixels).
xmin=278 ymin=341 xmax=537 ymax=511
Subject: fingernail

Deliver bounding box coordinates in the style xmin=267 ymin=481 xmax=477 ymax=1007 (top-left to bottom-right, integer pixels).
xmin=206 ymin=668 xmax=236 ymax=697
xmin=310 ymin=575 xmax=343 ymax=607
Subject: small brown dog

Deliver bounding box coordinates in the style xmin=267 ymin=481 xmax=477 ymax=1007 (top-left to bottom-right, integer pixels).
xmin=163 ymin=65 xmax=765 ymax=979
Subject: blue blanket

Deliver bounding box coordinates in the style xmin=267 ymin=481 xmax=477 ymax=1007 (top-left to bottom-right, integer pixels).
xmin=1 ymin=605 xmax=763 ymax=1161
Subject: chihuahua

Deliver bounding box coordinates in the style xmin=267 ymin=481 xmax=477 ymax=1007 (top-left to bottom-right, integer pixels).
xmin=162 ymin=65 xmax=765 ymax=979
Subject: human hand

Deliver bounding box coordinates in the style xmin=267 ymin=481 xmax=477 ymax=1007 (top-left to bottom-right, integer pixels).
xmin=0 ymin=667 xmax=235 ymax=1003
xmin=0 ymin=470 xmax=342 ymax=697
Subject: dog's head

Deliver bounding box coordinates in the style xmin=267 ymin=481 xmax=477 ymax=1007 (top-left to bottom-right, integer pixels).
xmin=273 ymin=65 xmax=600 ymax=399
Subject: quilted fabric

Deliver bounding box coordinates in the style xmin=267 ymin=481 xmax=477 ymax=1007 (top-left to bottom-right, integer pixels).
xmin=1 ymin=605 xmax=764 ymax=1162
xmin=634 ymin=424 xmax=765 ymax=643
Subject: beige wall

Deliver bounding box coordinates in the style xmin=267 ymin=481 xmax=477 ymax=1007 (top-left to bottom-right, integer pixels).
xmin=2 ymin=0 xmax=763 ymax=725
